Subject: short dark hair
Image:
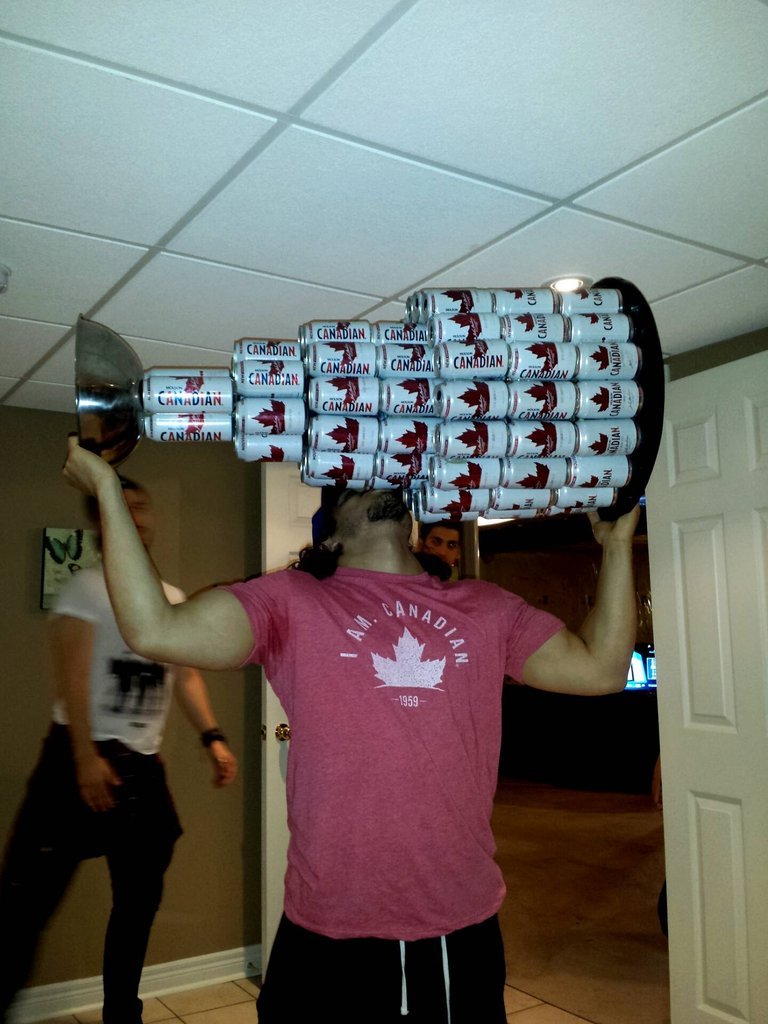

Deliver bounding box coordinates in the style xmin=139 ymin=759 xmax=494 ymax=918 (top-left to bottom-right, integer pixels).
xmin=84 ymin=475 xmax=145 ymax=524
xmin=420 ymin=520 xmax=461 ymax=541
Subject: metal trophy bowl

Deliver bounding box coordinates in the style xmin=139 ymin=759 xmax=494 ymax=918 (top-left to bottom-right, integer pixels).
xmin=74 ymin=315 xmax=143 ymax=467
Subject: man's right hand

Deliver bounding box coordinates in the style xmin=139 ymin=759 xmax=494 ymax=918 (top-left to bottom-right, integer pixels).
xmin=75 ymin=751 xmax=122 ymax=812
xmin=62 ymin=434 xmax=117 ymax=498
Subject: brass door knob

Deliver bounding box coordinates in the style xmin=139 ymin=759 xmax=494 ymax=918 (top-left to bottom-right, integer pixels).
xmin=275 ymin=723 xmax=292 ymax=742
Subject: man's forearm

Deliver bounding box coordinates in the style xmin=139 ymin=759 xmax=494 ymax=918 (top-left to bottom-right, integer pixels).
xmin=577 ymin=534 xmax=637 ymax=688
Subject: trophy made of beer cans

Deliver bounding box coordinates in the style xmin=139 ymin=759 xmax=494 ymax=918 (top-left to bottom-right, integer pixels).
xmin=74 ymin=276 xmax=664 ymax=523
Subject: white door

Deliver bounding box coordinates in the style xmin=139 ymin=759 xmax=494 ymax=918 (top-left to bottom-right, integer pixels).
xmin=260 ymin=462 xmax=317 ymax=969
xmin=646 ymin=350 xmax=768 ymax=1022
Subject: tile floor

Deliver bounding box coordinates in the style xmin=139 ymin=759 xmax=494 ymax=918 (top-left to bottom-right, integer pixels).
xmin=31 ymin=976 xmax=598 ymax=1023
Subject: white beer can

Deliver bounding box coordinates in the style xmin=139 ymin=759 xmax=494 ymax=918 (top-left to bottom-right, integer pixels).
xmin=492 ymin=288 xmax=560 ymax=314
xmin=500 ymin=457 xmax=569 ymax=489
xmin=566 ymin=455 xmax=632 ymax=488
xmin=142 ymin=371 xmax=234 ymax=414
xmin=554 ymin=487 xmax=619 ymax=509
xmin=236 ymin=359 xmax=304 ymax=397
xmin=378 ymin=378 xmax=439 ymax=416
xmin=574 ymin=419 xmax=640 ymax=456
xmin=508 ymin=342 xmax=579 ymax=381
xmin=506 ymin=421 xmax=578 ymax=458
xmin=235 ymin=397 xmax=306 ymax=435
xmin=378 ymin=343 xmax=436 ymax=377
xmin=371 ymin=321 xmax=430 ymax=344
xmin=308 ymin=414 xmax=380 ymax=453
xmin=308 ymin=377 xmax=380 ymax=415
xmin=428 ymin=456 xmax=503 ymax=490
xmin=434 ymin=341 xmax=510 ymax=380
xmin=435 ymin=380 xmax=510 ymax=420
xmin=378 ymin=416 xmax=437 ymax=454
xmin=304 ymin=342 xmax=378 ymax=377
xmin=508 ymin=381 xmax=578 ymax=420
xmin=569 ymin=313 xmax=633 ymax=344
xmin=435 ymin=420 xmax=510 ymax=459
xmin=420 ymin=288 xmax=496 ymax=320
xmin=302 ymin=450 xmax=376 ymax=482
xmin=235 ymin=433 xmax=303 ymax=463
xmin=575 ymin=341 xmax=641 ymax=380
xmin=232 ymin=338 xmax=301 ymax=365
xmin=376 ymin=451 xmax=429 ymax=481
xmin=490 ymin=487 xmax=555 ymax=510
xmin=559 ymin=288 xmax=623 ymax=315
xmin=404 ymin=294 xmax=422 ymax=323
xmin=144 ymin=413 xmax=233 ymax=442
xmin=299 ymin=320 xmax=371 ymax=343
xmin=428 ymin=313 xmax=503 ymax=344
xmin=576 ymin=381 xmax=643 ymax=419
xmin=500 ymin=313 xmax=569 ymax=343
xmin=420 ymin=484 xmax=492 ymax=515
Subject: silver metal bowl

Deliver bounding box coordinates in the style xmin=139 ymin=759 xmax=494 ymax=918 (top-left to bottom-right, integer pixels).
xmin=74 ymin=315 xmax=143 ymax=466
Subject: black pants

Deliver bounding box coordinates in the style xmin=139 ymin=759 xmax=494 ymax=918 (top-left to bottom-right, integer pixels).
xmin=257 ymin=913 xmax=507 ymax=1024
xmin=0 ymin=726 xmax=182 ymax=1024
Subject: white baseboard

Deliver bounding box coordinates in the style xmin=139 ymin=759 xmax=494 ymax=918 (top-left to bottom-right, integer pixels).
xmin=9 ymin=945 xmax=262 ymax=1024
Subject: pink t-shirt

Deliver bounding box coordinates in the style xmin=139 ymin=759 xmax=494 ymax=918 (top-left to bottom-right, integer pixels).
xmin=226 ymin=566 xmax=563 ymax=940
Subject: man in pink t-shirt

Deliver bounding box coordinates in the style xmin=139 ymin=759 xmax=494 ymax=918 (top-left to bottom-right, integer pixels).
xmin=62 ymin=438 xmax=640 ymax=1024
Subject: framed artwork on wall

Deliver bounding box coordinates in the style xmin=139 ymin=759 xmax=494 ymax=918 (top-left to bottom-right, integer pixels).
xmin=40 ymin=527 xmax=101 ymax=610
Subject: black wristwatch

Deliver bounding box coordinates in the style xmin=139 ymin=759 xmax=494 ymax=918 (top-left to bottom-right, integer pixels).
xmin=201 ymin=727 xmax=227 ymax=748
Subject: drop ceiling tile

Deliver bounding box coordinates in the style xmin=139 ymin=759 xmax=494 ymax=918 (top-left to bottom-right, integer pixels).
xmin=0 ymin=317 xmax=71 ymax=378
xmin=651 ymin=266 xmax=768 ymax=356
xmin=304 ymin=0 xmax=768 ymax=196
xmin=97 ymin=254 xmax=384 ymax=349
xmin=3 ymin=378 xmax=76 ymax=413
xmin=416 ymin=209 xmax=744 ymax=301
xmin=171 ymin=128 xmax=549 ymax=295
xmin=125 ymin=336 xmax=235 ymax=372
xmin=577 ymin=99 xmax=768 ymax=258
xmin=0 ymin=43 xmax=274 ymax=240
xmin=360 ymin=300 xmax=412 ymax=321
xmin=0 ymin=220 xmax=148 ymax=323
xmin=0 ymin=0 xmax=403 ymax=111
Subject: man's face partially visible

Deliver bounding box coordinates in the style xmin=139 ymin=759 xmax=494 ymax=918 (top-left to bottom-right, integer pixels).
xmin=421 ymin=526 xmax=461 ymax=568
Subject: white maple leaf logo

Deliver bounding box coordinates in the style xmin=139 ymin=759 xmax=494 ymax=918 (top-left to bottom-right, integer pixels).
xmin=371 ymin=628 xmax=446 ymax=689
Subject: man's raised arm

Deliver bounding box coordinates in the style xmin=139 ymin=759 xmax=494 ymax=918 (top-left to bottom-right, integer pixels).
xmin=62 ymin=436 xmax=253 ymax=670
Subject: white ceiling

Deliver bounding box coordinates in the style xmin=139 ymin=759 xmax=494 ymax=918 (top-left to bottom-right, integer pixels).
xmin=2 ymin=0 xmax=767 ymax=415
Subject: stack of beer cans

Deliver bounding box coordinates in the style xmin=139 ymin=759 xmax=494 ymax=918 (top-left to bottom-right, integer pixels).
xmin=139 ymin=283 xmax=645 ymax=522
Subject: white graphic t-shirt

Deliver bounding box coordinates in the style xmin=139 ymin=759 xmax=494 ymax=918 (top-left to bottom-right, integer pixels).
xmin=51 ymin=565 xmax=185 ymax=754
xmin=226 ymin=566 xmax=563 ymax=941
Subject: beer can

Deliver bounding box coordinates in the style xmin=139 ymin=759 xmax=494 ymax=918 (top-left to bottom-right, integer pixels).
xmin=508 ymin=342 xmax=579 ymax=381
xmin=144 ymin=413 xmax=233 ymax=442
xmin=559 ymin=288 xmax=623 ymax=315
xmin=576 ymin=381 xmax=643 ymax=419
xmin=308 ymin=414 xmax=380 ymax=453
xmin=481 ymin=507 xmax=558 ymax=520
xmin=404 ymin=294 xmax=421 ymax=324
xmin=574 ymin=419 xmax=640 ymax=456
xmin=500 ymin=457 xmax=569 ymax=489
xmin=377 ymin=451 xmax=429 ymax=481
xmin=434 ymin=341 xmax=510 ymax=380
xmin=304 ymin=342 xmax=378 ymax=377
xmin=419 ymin=288 xmax=496 ymax=320
xmin=492 ymin=288 xmax=560 ymax=315
xmin=236 ymin=358 xmax=305 ymax=397
xmin=435 ymin=380 xmax=510 ymax=420
xmin=142 ymin=371 xmax=234 ymax=415
xmin=490 ymin=487 xmax=555 ymax=510
xmin=308 ymin=377 xmax=380 ymax=415
xmin=508 ymin=381 xmax=578 ymax=420
xmin=235 ymin=433 xmax=303 ymax=462
xmin=506 ymin=421 xmax=579 ymax=458
xmin=576 ymin=342 xmax=641 ymax=380
xmin=428 ymin=313 xmax=503 ymax=344
xmin=500 ymin=313 xmax=569 ymax=343
xmin=420 ymin=484 xmax=492 ymax=515
xmin=371 ymin=321 xmax=430 ymax=345
xmin=299 ymin=320 xmax=371 ymax=343
xmin=569 ymin=313 xmax=634 ymax=344
xmin=554 ymin=487 xmax=619 ymax=509
xmin=378 ymin=378 xmax=439 ymax=416
xmin=232 ymin=338 xmax=301 ymax=365
xmin=566 ymin=455 xmax=632 ymax=488
xmin=435 ymin=420 xmax=510 ymax=459
xmin=235 ymin=397 xmax=306 ymax=435
xmin=378 ymin=343 xmax=436 ymax=377
xmin=378 ymin=416 xmax=437 ymax=455
xmin=302 ymin=449 xmax=376 ymax=482
xmin=428 ymin=455 xmax=503 ymax=490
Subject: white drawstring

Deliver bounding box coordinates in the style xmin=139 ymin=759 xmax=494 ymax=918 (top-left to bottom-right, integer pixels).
xmin=400 ymin=939 xmax=409 ymax=1015
xmin=441 ymin=934 xmax=452 ymax=1024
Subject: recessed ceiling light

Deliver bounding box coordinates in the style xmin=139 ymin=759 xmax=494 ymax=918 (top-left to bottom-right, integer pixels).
xmin=542 ymin=275 xmax=593 ymax=293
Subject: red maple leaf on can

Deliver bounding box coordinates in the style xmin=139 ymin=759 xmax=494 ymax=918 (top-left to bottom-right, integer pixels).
xmin=444 ymin=490 xmax=474 ymax=515
xmin=401 ymin=378 xmax=431 ymax=409
xmin=330 ymin=377 xmax=360 ymax=405
xmin=268 ymin=360 xmax=285 ymax=376
xmin=457 ymin=422 xmax=489 ymax=456
xmin=255 ymin=399 xmax=286 ymax=433
xmin=450 ymin=462 xmax=483 ymax=489
xmin=590 ymin=346 xmax=610 ymax=372
xmin=396 ymin=421 xmax=430 ymax=453
xmin=185 ymin=376 xmax=204 ymax=392
xmin=444 ymin=289 xmax=474 ymax=312
xmin=328 ymin=342 xmax=358 ymax=368
xmin=526 ymin=423 xmax=559 ymax=455
xmin=325 ymin=455 xmax=356 ymax=482
xmin=589 ymin=432 xmax=609 ymax=455
xmin=515 ymin=314 xmax=535 ymax=333
xmin=590 ymin=387 xmax=611 ymax=413
xmin=527 ymin=342 xmax=558 ymax=371
xmin=393 ymin=451 xmax=423 ymax=476
xmin=267 ymin=445 xmax=285 ymax=462
xmin=519 ymin=462 xmax=551 ymax=488
xmin=184 ymin=414 xmax=205 ymax=437
xmin=458 ymin=381 xmax=491 ymax=417
xmin=328 ymin=417 xmax=360 ymax=451
xmin=525 ymin=382 xmax=558 ymax=417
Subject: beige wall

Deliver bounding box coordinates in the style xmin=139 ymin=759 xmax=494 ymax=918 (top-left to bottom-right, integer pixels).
xmin=0 ymin=406 xmax=262 ymax=986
